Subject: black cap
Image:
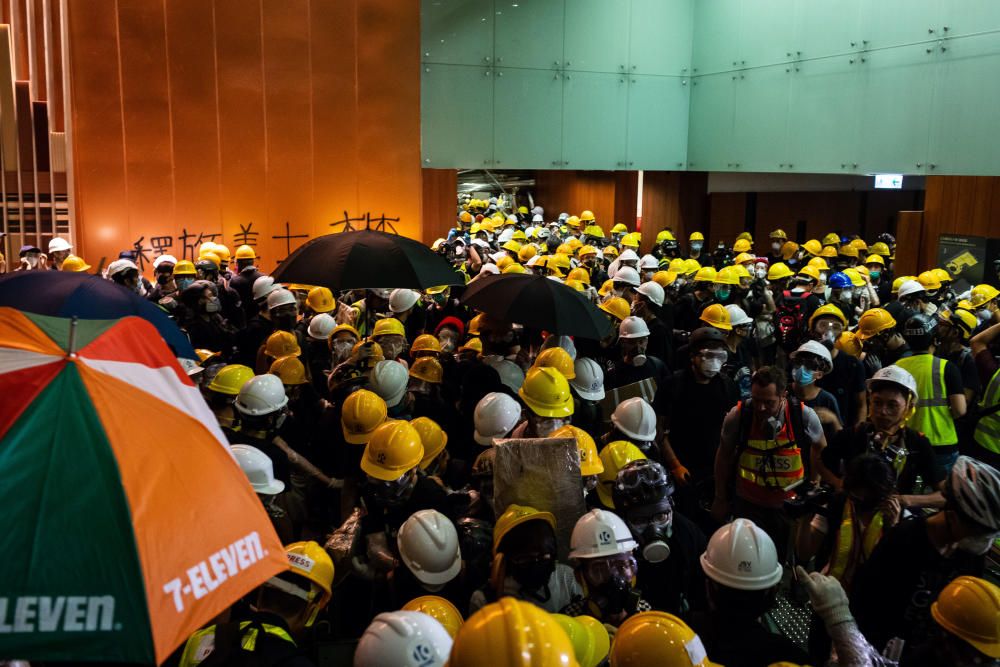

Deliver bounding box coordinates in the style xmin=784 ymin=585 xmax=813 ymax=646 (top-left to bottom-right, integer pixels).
xmin=689 ymin=326 xmax=727 ymax=352
xmin=903 ymin=313 xmax=937 ymax=351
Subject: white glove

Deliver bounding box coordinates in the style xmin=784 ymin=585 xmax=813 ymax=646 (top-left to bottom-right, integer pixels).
xmin=796 ymin=566 xmax=854 ymax=628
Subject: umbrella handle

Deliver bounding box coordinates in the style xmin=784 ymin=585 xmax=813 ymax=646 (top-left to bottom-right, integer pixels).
xmin=68 ymin=316 xmax=78 ymax=357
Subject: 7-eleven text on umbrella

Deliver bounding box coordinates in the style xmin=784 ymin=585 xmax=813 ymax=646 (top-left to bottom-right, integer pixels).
xmin=163 ymin=531 xmax=267 ymax=613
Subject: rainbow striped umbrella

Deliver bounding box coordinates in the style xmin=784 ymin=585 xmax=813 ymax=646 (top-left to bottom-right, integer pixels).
xmin=0 ymin=307 xmax=287 ymax=663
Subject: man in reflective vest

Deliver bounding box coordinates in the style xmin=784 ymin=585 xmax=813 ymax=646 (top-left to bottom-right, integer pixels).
xmin=179 ymin=541 xmax=334 ymax=667
xmin=712 ymin=366 xmax=836 ymax=558
xmin=894 ymin=314 xmax=967 ymax=477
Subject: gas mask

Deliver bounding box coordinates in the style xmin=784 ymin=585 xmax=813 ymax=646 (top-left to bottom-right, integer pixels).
xmin=532 ymin=416 xmax=567 ymax=437
xmin=840 ymin=288 xmax=854 ymax=302
xmin=630 ymin=519 xmax=671 ymax=563
xmin=409 ymin=379 xmax=431 ymax=396
xmin=762 ymin=402 xmax=787 ymax=440
xmin=869 ymin=270 xmax=881 ymax=280
xmin=332 ymin=340 xmax=355 ymax=364
xmin=260 ymin=493 xmax=286 ymax=519
xmin=156 ymin=272 xmax=172 ymax=286
xmin=368 ymin=470 xmax=417 ymax=507
xmin=623 ymin=339 xmax=648 ymax=367
xmin=438 ymin=333 xmax=457 ymax=353
xmin=978 ymin=309 xmax=993 ymax=326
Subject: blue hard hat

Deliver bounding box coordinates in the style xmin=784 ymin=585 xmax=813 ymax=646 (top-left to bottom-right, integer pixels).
xmin=828 ymin=271 xmax=852 ymax=289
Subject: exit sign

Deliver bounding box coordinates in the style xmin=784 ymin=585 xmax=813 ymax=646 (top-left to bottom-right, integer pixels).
xmin=874 ymin=174 xmax=903 ymax=189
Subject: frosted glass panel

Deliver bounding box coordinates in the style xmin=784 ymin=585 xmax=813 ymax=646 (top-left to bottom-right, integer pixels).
xmin=629 ymin=0 xmax=693 ymax=75
xmin=563 ymin=0 xmax=630 ymax=73
xmin=687 ymin=72 xmax=734 ymax=171
xmin=731 ymin=64 xmax=790 ymax=171
xmin=626 ymin=75 xmax=689 ymax=169
xmin=793 ymin=0 xmax=862 ymax=60
xmin=422 ymin=0 xmax=494 ymax=65
xmin=422 ymin=64 xmax=494 ymax=167
xmin=738 ymin=0 xmax=797 ymax=67
xmin=494 ymin=67 xmax=564 ymax=169
xmin=692 ymin=0 xmax=741 ymax=75
xmin=787 ymin=56 xmax=862 ymax=173
xmin=494 ymin=0 xmax=564 ymax=70
xmin=562 ymin=72 xmax=628 ymax=169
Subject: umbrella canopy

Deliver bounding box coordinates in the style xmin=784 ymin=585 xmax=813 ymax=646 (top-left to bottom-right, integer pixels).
xmin=0 ymin=271 xmax=195 ymax=359
xmin=460 ymin=274 xmax=613 ymax=339
xmin=0 ymin=308 xmax=287 ymax=663
xmin=271 ymin=229 xmax=463 ymax=290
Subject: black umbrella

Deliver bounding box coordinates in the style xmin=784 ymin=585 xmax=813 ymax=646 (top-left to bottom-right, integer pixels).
xmin=460 ymin=273 xmax=613 ymax=339
xmin=270 ymin=229 xmax=463 ymax=290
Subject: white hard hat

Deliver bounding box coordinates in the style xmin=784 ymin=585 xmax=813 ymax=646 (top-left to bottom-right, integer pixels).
xmin=177 ymin=358 xmax=203 ymax=378
xmin=614 ymin=266 xmax=641 ymax=287
xmin=636 ymin=281 xmax=665 ymax=307
xmin=498 ymin=227 xmax=515 ymax=243
xmin=897 ymin=279 xmax=926 ymax=299
xmin=371 ymin=287 xmax=394 ymax=299
xmin=484 ymin=355 xmax=525 ymax=392
xmin=537 ymin=228 xmax=551 ymax=240
xmin=611 ymin=397 xmax=657 ymax=441
xmin=471 ymin=238 xmax=489 ymax=249
xmin=866 ymin=364 xmax=918 ymax=398
xmin=619 ymin=249 xmax=640 ymax=263
xmin=153 ymin=254 xmax=178 ymax=269
xmin=534 ymin=206 xmax=545 ymax=217
xmin=234 ymin=374 xmax=289 ymax=416
xmin=48 ymin=237 xmax=71 ymax=253
xmin=267 ymin=288 xmax=297 ymax=310
xmin=791 ymin=339 xmax=833 ymax=372
xmin=700 ymin=518 xmax=783 ymax=591
xmin=618 ymin=316 xmax=650 ymax=339
xmin=639 ymin=254 xmax=659 ymax=270
xmin=479 ymin=263 xmax=500 ymax=276
xmin=473 ymin=391 xmax=522 ymax=446
xmin=107 ymin=259 xmax=139 ymax=277
xmin=398 ymin=510 xmax=462 ymax=586
xmin=532 ymin=214 xmax=544 ymax=223
xmin=571 ymin=357 xmax=605 ymax=401
xmin=569 ymin=508 xmax=638 ymax=559
xmin=948 ymin=456 xmax=1000 ymax=531
xmin=369 ymin=360 xmax=409 ymax=408
xmin=252 ymin=275 xmax=278 ymax=301
xmin=354 ymin=610 xmax=453 ymax=667
xmin=389 ymin=289 xmax=421 ymax=314
xmin=307 ymin=313 xmax=337 ymax=341
xmin=231 ymin=444 xmax=285 ymax=495
xmin=526 ymin=254 xmax=542 ymax=267
xmin=489 ymin=251 xmax=506 ymax=263
xmin=540 ymin=334 xmax=577 ymax=361
xmin=724 ymin=304 xmax=753 ymax=327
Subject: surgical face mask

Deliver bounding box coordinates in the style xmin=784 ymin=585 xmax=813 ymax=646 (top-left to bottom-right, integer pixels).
xmin=203 ymin=297 xmax=221 ymax=313
xmin=820 ymin=271 xmax=828 ymax=282
xmin=792 ymin=364 xmax=815 ymax=386
xmin=772 ymin=241 xmax=782 ymax=252
xmin=381 ymin=341 xmax=404 ymax=360
xmin=756 ymin=267 xmax=767 ymax=280
xmin=957 ymin=533 xmax=999 ymax=555
xmin=869 ymin=270 xmax=881 ymax=280
xmin=332 ymin=340 xmax=355 ymax=362
xmin=532 ymin=416 xmax=567 ymax=436
xmin=24 ymin=253 xmax=39 ymax=267
xmin=716 ymin=288 xmax=730 ymax=301
xmin=698 ymin=351 xmax=725 ymax=378
xmin=690 ymin=242 xmax=703 ymax=252
xmin=177 ymin=277 xmax=194 ymax=291
xmin=840 ymin=289 xmax=853 ymax=302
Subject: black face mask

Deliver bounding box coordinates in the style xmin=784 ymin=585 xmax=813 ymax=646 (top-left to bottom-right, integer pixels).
xmin=509 ymin=559 xmax=554 ymax=592
xmin=156 ymin=273 xmax=171 ymax=285
xmin=589 ymin=574 xmax=636 ymax=617
xmin=272 ymin=314 xmax=297 ymax=331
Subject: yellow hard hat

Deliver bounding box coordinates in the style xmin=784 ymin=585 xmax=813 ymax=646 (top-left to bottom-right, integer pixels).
xmin=689 ymin=232 xmax=705 ymax=242
xmin=519 ymin=366 xmax=574 ymax=418
xmin=459 ymin=337 xmax=482 ymax=354
xmin=584 ymin=225 xmax=605 ymax=239
xmin=567 ymin=236 xmax=584 ymax=250
xmin=839 ymin=244 xmax=859 ymax=258
xmin=599 ymin=296 xmax=631 ymax=322
xmin=580 ymin=210 xmax=596 ymax=222
xmin=361 ymin=420 xmax=424 ymax=481
xmin=567 ymin=267 xmax=591 ymax=285
xmin=578 ymin=245 xmax=598 ymax=259
xmin=609 ymin=611 xmax=715 ymax=667
xmin=60 ymin=255 xmax=92 ymax=272
xmin=459 ymin=211 xmax=474 ymax=224
xmin=850 ymin=238 xmax=868 ymax=252
xmin=306 ymin=286 xmax=336 ymax=313
xmin=411 ymin=416 xmax=448 ymax=469
xmin=557 ymin=243 xmax=574 ymax=256
xmin=807 ymin=256 xmax=829 ymax=271
xmin=856 ymin=308 xmax=896 ymax=340
xmin=200 ymin=252 xmax=221 ymax=269
xmin=891 ymin=276 xmax=916 ymax=294
xmin=733 ymin=264 xmax=751 ymax=280
xmin=173 ymin=259 xmax=196 ymax=276
xmin=797 ymin=265 xmax=822 ymax=282
xmin=493 ymin=504 xmax=558 ymax=554
xmin=622 ymin=233 xmax=640 ymax=248
xmin=864 ymin=254 xmax=885 ymax=266
xmin=567 ymin=215 xmax=582 ymax=228
xmin=944 ymin=308 xmax=979 ymax=340
xmin=767 ymin=262 xmax=794 ymax=281
xmin=668 ymin=258 xmax=686 ymax=272
xmin=835 ymin=330 xmax=863 ymax=358
xmin=822 ymin=232 xmax=841 ymax=246
xmin=603 ymin=246 xmax=620 ymax=259
xmin=769 ymin=229 xmax=787 ymax=240
xmin=699 ymin=303 xmax=732 ymax=331
xmin=269 ymin=355 xmax=307 ymax=386
xmin=734 ymin=252 xmax=755 ymax=265
xmin=733 ymin=238 xmax=752 ymax=253
xmin=467 ymin=314 xmax=484 ymax=336
xmin=372 ymin=317 xmax=405 ymax=338
xmin=780 ymin=241 xmax=799 ymax=260
xmin=802 ymin=239 xmax=823 ymax=256
xmin=235 ymin=244 xmax=257 ymax=260
xmin=284 ymin=541 xmax=334 ymax=609
xmin=512 ymin=230 xmax=528 ymax=241
xmin=931 ymin=267 xmax=952 ymax=283
xmin=330 ymin=323 xmax=361 ymax=343
xmin=842 ymin=268 xmax=866 ymax=287
xmin=497 ymin=255 xmax=515 ymax=271
xmin=596 ymin=441 xmax=646 ymax=508
xmin=611 ymin=223 xmax=629 ymax=234
xmin=656 ymin=230 xmax=676 ymax=244
xmin=820 ymin=246 xmax=838 ymax=258
xmin=917 ymin=270 xmax=943 ymax=291
xmin=598 ymin=279 xmax=615 ymax=298
xmin=683 ymin=259 xmax=702 ymax=276
xmin=652 ymin=270 xmax=677 ymax=288
xmin=971 ymin=284 xmax=1000 ymax=308
xmin=402 ymin=595 xmax=464 ymax=638
xmin=693 ymin=266 xmax=717 ymax=283
xmin=503 ymin=263 xmax=527 ymax=275
xmin=870 ymin=241 xmax=891 ymax=256
xmin=502 ymin=240 xmax=522 ymax=253
xmin=931 ymin=576 xmax=1000 ymax=659
xmin=341 ymin=389 xmax=388 ymax=444
xmin=517 ymin=205 xmax=529 ymax=214
xmin=409 ymin=357 xmax=444 ymax=384
xmin=713 ymin=266 xmax=741 ymax=286
xmin=195 ymin=349 xmax=220 ymax=366
xmin=448 ymin=598 xmax=578 ymax=667
xmin=550 ymin=425 xmax=603 ymax=476
xmin=534 ymin=346 xmax=577 ymax=380
xmin=213 ymin=244 xmax=231 ymax=263
xmin=565 ymin=279 xmax=586 ymax=292
xmin=198 ymin=241 xmax=220 ymax=258
xmin=553 ymin=614 xmax=611 ymax=667
xmin=736 ymin=232 xmax=753 ymax=243
xmin=550 ymin=253 xmax=572 ymax=271
xmin=519 ymin=245 xmax=538 ymax=263
xmin=470 ymin=223 xmax=482 ymax=235
xmin=809 ymin=303 xmax=848 ymax=328
xmin=410 ymin=333 xmax=441 ymax=357
xmin=207 ymin=364 xmax=255 ymax=395
xmin=265 ymin=330 xmax=301 ymax=359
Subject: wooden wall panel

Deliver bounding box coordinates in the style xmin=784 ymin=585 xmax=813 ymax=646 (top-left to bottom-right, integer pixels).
xmin=535 ymin=170 xmax=618 ymax=229
xmin=421 ymin=168 xmax=457 ymax=243
xmin=707 ymin=192 xmax=746 ymax=248
xmin=894 ymin=210 xmax=924 ymax=277
xmin=639 ymin=171 xmax=707 ymax=254
xmin=922 ymin=175 xmax=1000 ymax=270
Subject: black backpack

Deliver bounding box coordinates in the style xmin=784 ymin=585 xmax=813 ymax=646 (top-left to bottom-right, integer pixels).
xmin=775 ymin=291 xmax=809 ymax=352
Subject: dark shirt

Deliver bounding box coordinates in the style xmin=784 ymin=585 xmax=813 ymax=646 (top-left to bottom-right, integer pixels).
xmin=823 ymin=423 xmax=942 ymax=494
xmin=689 ymin=610 xmax=811 ymax=667
xmin=604 ymin=354 xmax=670 ymax=394
xmin=945 ymin=346 xmax=981 ymax=397
xmin=818 ymin=350 xmax=866 ymax=426
xmin=635 ymin=512 xmax=708 ymax=615
xmin=803 ymin=387 xmax=843 ymax=426
xmin=660 ymin=368 xmax=739 ymax=479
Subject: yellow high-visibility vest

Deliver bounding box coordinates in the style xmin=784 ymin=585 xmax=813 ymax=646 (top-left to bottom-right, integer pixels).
xmin=896 ymin=354 xmax=957 ymax=447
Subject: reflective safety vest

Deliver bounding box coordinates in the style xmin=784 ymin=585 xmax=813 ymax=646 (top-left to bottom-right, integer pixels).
xmin=975 ymin=369 xmax=1000 ymax=453
xmin=828 ymin=499 xmax=885 ymax=590
xmin=895 ymin=353 xmax=957 ymax=447
xmin=736 ymin=400 xmax=805 ymax=508
xmin=179 ymin=620 xmax=296 ymax=667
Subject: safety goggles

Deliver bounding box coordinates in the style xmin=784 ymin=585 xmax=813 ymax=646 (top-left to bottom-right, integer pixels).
xmin=697 ymin=350 xmax=727 ymax=363
xmin=584 ymin=554 xmax=638 ymax=584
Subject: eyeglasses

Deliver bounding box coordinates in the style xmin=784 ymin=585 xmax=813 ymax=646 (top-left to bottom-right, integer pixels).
xmin=793 ymin=355 xmax=826 ymax=372
xmin=585 ymin=555 xmax=638 ymax=583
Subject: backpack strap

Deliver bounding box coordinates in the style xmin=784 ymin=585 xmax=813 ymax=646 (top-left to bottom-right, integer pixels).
xmin=736 ymin=399 xmax=752 ymax=458
xmin=786 ymin=396 xmax=811 ymax=479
